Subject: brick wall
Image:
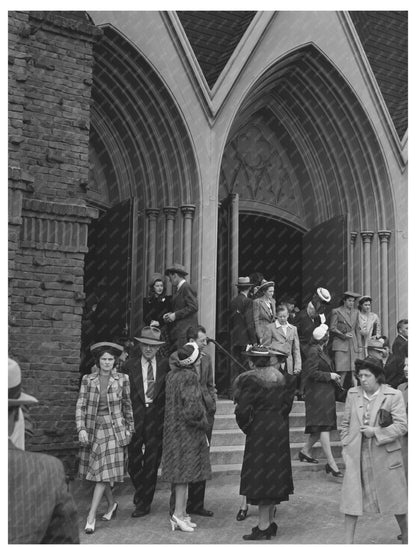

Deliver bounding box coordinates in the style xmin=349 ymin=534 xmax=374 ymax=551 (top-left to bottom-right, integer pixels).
xmin=8 ymin=11 xmax=101 ymax=471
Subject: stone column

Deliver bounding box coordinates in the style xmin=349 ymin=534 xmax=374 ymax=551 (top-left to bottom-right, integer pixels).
xmin=230 ymin=193 xmax=239 ymax=297
xmin=164 ymin=207 xmax=177 ymax=295
xmin=361 ymin=231 xmax=374 ymax=295
xmin=350 ymin=232 xmax=358 ymax=290
xmin=378 ymin=231 xmax=391 ymax=333
xmin=181 ymin=204 xmax=196 ymax=277
xmin=146 ymin=208 xmax=159 ymax=280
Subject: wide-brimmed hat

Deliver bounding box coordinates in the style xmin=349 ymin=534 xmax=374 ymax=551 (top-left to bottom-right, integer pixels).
xmin=90 ymin=341 xmax=124 ymax=354
xmin=316 ymin=287 xmax=331 ymax=303
xmin=8 ymin=358 xmax=38 ymax=407
xmin=165 ymin=263 xmax=188 ymax=276
xmin=178 ymin=342 xmax=199 ymax=366
xmin=355 ymin=356 xmax=384 ymax=376
xmin=343 ymin=291 xmax=361 ymax=299
xmin=313 ymin=323 xmax=329 ymax=341
xmin=268 ymin=348 xmax=289 ymax=358
xmin=358 ymin=295 xmax=372 ymax=305
xmin=134 ymin=326 xmax=166 ymax=346
xmin=258 ymin=279 xmax=275 ymax=293
xmin=236 ymin=276 xmax=253 ymax=288
xmin=367 ymin=338 xmax=385 ymax=352
xmin=242 ymin=345 xmax=272 ymax=357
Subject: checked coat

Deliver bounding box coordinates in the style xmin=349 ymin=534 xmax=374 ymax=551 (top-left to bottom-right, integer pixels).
xmin=8 ymin=441 xmax=79 ymax=544
xmin=123 ymin=355 xmax=170 ymax=510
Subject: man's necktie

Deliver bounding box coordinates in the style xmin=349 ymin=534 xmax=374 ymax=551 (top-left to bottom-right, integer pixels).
xmin=147 ymin=360 xmax=155 ymax=401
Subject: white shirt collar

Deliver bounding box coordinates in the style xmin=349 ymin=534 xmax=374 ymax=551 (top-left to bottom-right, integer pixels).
xmin=177 ymin=278 xmax=186 ymax=290
xmin=363 ymin=388 xmax=380 ymax=401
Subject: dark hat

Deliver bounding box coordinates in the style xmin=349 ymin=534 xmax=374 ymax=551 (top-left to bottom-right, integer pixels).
xmin=355 ymin=356 xmax=384 ymax=376
xmin=367 ymin=338 xmax=385 ymax=352
xmin=268 ymin=348 xmax=289 ymax=358
xmin=149 ymin=272 xmax=164 ymax=286
xmin=165 ymin=263 xmax=188 ymax=276
xmin=134 ymin=326 xmax=165 ymax=346
xmin=236 ymin=276 xmax=253 ymax=288
xmin=258 ymin=279 xmax=275 ymax=292
xmin=90 ymin=341 xmax=124 ymax=353
xmin=242 ymin=345 xmax=272 ymax=357
xmin=343 ymin=291 xmax=360 ymax=299
xmin=8 ymin=358 xmax=38 ymax=406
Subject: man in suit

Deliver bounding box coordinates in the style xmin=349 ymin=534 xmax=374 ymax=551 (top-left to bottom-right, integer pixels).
xmin=186 ymin=325 xmax=216 ymax=517
xmin=330 ymin=291 xmax=361 ymax=388
xmin=392 ymin=319 xmax=408 ymax=359
xmin=229 ymin=277 xmax=257 ymax=394
xmin=384 ymin=319 xmax=408 ymax=389
xmin=263 ymin=305 xmax=302 ymax=375
xmin=163 ymin=263 xmax=198 ymax=349
xmin=8 ymin=358 xmax=79 ymax=544
xmin=124 ymin=326 xmax=170 ymax=517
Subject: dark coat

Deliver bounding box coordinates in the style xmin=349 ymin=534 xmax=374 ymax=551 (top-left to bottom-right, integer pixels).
xmin=234 ymin=367 xmax=296 ymax=504
xmin=123 ymin=356 xmax=170 ymax=437
xmin=8 ymin=442 xmax=79 ymax=544
xmin=143 ymin=294 xmax=172 ymax=326
xmin=294 ymin=308 xmax=321 ymax=360
xmin=170 ymin=281 xmax=198 ymax=348
xmin=303 ymin=344 xmax=337 ymax=431
xmin=392 ymin=334 xmax=408 ymax=360
xmin=161 ymin=353 xmax=211 ymax=483
xmin=229 ymin=292 xmax=256 ymax=346
xmin=195 ymin=353 xmax=217 ymax=430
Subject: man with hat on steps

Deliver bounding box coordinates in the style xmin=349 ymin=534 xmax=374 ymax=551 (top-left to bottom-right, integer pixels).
xmin=164 ymin=263 xmax=198 ymax=350
xmin=229 ymin=277 xmax=257 ymax=398
xmin=123 ymin=326 xmax=170 ymax=517
xmin=8 ymin=358 xmax=79 ymax=543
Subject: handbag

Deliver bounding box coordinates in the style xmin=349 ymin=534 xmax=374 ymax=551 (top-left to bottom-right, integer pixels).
xmin=378 ymin=408 xmax=393 ymax=428
xmin=333 ymin=381 xmax=347 ymax=403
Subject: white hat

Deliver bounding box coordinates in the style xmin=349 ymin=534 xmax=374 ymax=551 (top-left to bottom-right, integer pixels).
xmin=313 ymin=324 xmax=329 ymax=341
xmin=316 ymin=287 xmax=331 ymax=303
xmin=8 ymin=358 xmax=38 ymax=406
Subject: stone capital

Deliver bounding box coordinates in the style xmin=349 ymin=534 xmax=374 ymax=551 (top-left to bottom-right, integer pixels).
xmin=163 ymin=206 xmax=177 ymax=220
xmin=378 ymin=230 xmax=391 ymax=243
xmin=145 ymin=208 xmax=160 ymax=219
xmin=181 ymin=204 xmax=196 ymax=218
xmin=360 ymin=231 xmax=374 ymax=243
xmin=350 ymin=231 xmax=358 ymax=244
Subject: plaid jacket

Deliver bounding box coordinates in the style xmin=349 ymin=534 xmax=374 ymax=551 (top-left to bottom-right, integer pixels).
xmin=75 ymin=371 xmax=134 ymax=447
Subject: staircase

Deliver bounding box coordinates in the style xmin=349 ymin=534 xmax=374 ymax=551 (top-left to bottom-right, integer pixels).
xmin=210 ymin=399 xmax=345 ymax=477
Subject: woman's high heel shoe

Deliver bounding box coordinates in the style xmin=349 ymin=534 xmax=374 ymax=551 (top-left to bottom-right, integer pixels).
xmin=170 ymin=514 xmax=194 ymax=532
xmin=325 ymin=463 xmax=343 ymax=478
xmin=243 ymin=525 xmax=272 ymax=541
xmin=184 ymin=514 xmax=197 ymax=528
xmin=236 ymin=507 xmax=248 ymax=521
xmin=85 ymin=518 xmax=96 ymax=534
xmin=101 ymin=502 xmax=118 ymax=521
xmin=298 ymin=451 xmax=319 ymax=464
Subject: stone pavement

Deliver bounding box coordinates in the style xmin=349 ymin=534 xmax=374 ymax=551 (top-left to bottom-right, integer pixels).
xmin=71 ymin=472 xmax=403 ymax=544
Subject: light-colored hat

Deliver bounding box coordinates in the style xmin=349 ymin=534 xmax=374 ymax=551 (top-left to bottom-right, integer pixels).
xmin=242 ymin=345 xmax=272 ymax=357
xmin=165 ymin=263 xmax=188 ymax=276
xmin=134 ymin=326 xmax=166 ymax=346
xmin=178 ymin=342 xmax=199 ymax=366
xmin=90 ymin=341 xmax=124 ymax=353
xmin=358 ymin=295 xmax=372 ymax=304
xmin=316 ymin=287 xmax=331 ymax=303
xmin=367 ymin=337 xmax=385 ymax=352
xmin=236 ymin=276 xmax=253 ymax=287
xmin=312 ymin=323 xmax=329 ymax=341
xmin=343 ymin=291 xmax=360 ymax=298
xmin=8 ymin=358 xmax=38 ymax=406
xmin=258 ymin=279 xmax=275 ymax=292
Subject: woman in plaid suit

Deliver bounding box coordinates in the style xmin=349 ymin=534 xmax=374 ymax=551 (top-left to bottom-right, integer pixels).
xmin=76 ymin=342 xmax=134 ymax=534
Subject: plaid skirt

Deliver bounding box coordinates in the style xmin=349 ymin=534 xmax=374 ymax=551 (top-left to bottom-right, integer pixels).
xmin=78 ymin=414 xmax=126 ymax=483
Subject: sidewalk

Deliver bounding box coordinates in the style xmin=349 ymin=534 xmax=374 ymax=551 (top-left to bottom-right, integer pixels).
xmin=71 ymin=472 xmax=402 ymax=544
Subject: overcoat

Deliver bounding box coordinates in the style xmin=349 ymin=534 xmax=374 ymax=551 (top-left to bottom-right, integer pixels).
xmin=263 ymin=321 xmax=302 ymax=374
xmin=357 ymin=311 xmax=381 ymax=357
xmin=253 ymin=296 xmax=276 ymax=343
xmin=303 ymin=344 xmax=337 ymax=430
xmin=229 ymin=292 xmax=257 ymax=347
xmin=195 ymin=352 xmax=217 ymax=430
xmin=75 ymin=370 xmax=134 ymax=446
xmin=161 ymin=353 xmax=211 ymax=483
xmin=340 ymin=384 xmax=407 ymax=515
xmin=234 ymin=367 xmax=296 ymax=504
xmin=170 ymin=281 xmax=198 ymax=348
xmin=293 ymin=308 xmax=321 ymax=360
xmin=330 ymin=307 xmax=360 ymax=372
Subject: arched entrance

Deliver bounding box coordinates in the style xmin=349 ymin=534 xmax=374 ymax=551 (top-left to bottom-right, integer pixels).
xmin=215 ymin=43 xmax=394 ymax=393
xmin=80 ymin=25 xmax=200 ymax=370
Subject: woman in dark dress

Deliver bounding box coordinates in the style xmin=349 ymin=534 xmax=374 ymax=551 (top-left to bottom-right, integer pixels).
xmin=233 ymin=345 xmax=296 ymax=540
xmin=142 ymin=273 xmax=172 ymax=356
xmin=298 ymin=324 xmax=343 ymax=477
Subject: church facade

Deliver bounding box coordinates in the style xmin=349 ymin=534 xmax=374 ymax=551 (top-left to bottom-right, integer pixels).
xmin=8 ymin=11 xmax=407 ymax=459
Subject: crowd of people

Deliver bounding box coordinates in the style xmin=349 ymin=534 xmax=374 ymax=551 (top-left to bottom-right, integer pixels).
xmin=8 ymin=263 xmax=408 ymax=544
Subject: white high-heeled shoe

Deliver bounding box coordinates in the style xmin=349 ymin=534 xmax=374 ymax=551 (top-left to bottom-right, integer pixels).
xmin=101 ymin=502 xmax=118 ymax=521
xmin=170 ymin=514 xmax=194 ymax=532
xmin=85 ymin=518 xmax=96 ymax=534
xmin=184 ymin=514 xmax=197 ymax=528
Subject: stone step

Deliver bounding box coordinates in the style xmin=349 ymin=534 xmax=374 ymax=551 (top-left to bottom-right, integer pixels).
xmin=214 ymin=411 xmax=343 ymax=430
xmin=211 ymin=427 xmax=340 ymax=447
xmin=210 ymin=458 xmax=345 ymax=478
xmin=209 ymin=442 xmax=343 ymax=466
xmin=287 ymin=413 xmax=344 ymax=428
xmin=215 ymin=399 xmax=346 ymax=416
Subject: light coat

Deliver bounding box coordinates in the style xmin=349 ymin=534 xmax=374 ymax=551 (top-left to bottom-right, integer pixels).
xmin=340 ymin=384 xmax=407 ymax=515
xmin=330 ymin=307 xmax=360 ymax=372
xmin=253 ymin=296 xmax=276 ymax=343
xmin=263 ymin=321 xmax=302 ymax=374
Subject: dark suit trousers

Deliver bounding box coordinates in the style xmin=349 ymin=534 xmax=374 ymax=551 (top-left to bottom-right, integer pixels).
xmin=128 ymin=404 xmax=163 ymax=510
xmin=169 ymin=420 xmax=214 ymax=514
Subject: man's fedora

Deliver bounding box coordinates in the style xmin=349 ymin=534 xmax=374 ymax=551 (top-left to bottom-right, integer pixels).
xmin=236 ymin=276 xmax=253 ymax=287
xmin=165 ymin=263 xmax=188 ymax=276
xmin=8 ymin=358 xmax=38 ymax=407
xmin=134 ymin=326 xmax=166 ymax=345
